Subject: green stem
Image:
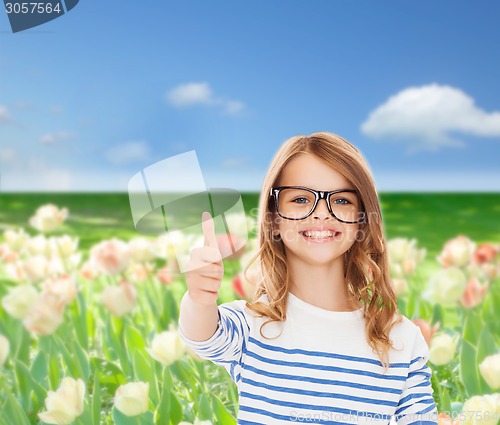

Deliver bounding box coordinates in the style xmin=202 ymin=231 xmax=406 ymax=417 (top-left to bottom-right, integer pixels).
xmin=55 ymin=239 xmax=70 ymax=275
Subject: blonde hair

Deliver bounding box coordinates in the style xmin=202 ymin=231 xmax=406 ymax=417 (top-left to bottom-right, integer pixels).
xmin=242 ymin=131 xmax=403 ymax=373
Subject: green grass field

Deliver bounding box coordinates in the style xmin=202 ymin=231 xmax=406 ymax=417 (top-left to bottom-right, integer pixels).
xmin=1 ymin=192 xmax=499 ymax=258
xmin=1 ymin=192 xmax=499 ymax=423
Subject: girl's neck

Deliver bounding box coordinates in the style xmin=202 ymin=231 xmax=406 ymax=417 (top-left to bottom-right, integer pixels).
xmin=287 ymin=256 xmax=361 ymax=312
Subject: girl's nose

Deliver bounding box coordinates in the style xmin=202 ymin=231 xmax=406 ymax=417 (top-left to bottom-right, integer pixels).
xmin=312 ymin=198 xmax=331 ymax=219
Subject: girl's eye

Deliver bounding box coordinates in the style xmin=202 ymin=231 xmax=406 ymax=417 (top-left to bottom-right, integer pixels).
xmin=332 ymin=198 xmax=350 ymax=205
xmin=292 ymin=198 xmax=309 ymax=204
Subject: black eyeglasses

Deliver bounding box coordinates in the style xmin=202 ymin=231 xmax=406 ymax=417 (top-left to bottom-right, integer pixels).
xmin=270 ymin=185 xmax=366 ymax=224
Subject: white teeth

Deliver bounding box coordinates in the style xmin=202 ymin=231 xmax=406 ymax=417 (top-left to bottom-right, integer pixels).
xmin=303 ymin=231 xmax=336 ymax=238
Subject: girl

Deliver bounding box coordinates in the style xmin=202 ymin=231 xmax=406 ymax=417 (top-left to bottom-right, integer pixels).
xmin=178 ymin=132 xmax=438 ymax=425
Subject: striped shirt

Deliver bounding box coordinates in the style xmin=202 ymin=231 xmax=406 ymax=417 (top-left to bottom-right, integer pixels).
xmin=178 ymin=291 xmax=438 ymax=425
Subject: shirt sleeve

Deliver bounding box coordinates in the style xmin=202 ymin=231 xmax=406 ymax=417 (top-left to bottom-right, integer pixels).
xmin=393 ymin=327 xmax=439 ymax=425
xmin=178 ymin=300 xmax=250 ymax=381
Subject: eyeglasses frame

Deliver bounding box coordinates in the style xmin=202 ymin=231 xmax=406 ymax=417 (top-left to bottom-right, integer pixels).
xmin=270 ymin=185 xmax=367 ymax=224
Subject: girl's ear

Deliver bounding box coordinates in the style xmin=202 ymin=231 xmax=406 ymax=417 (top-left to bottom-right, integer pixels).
xmin=271 ymin=211 xmax=281 ymax=238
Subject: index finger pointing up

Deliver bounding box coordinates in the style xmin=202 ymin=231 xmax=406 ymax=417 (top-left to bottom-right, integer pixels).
xmin=201 ymin=211 xmax=218 ymax=248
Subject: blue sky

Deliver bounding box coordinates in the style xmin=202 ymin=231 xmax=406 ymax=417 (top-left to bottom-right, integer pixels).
xmin=1 ymin=1 xmax=500 ymax=192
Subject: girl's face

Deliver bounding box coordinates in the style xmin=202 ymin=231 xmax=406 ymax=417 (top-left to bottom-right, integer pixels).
xmin=272 ymin=153 xmax=361 ymax=267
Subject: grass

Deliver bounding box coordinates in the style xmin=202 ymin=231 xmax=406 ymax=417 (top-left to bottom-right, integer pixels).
xmin=0 ymin=192 xmax=499 ymax=259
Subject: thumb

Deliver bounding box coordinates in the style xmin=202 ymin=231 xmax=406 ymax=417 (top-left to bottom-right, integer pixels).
xmin=201 ymin=211 xmax=218 ymax=248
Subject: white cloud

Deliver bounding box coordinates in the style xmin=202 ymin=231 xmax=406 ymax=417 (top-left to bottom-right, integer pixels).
xmin=0 ymin=105 xmax=11 ymax=123
xmin=166 ymin=82 xmax=245 ymax=115
xmin=0 ymin=148 xmax=16 ymax=162
xmin=40 ymin=131 xmax=75 ymax=144
xmin=167 ymin=82 xmax=213 ymax=107
xmin=223 ymin=100 xmax=245 ymax=115
xmin=104 ymin=141 xmax=150 ymax=165
xmin=361 ymin=83 xmax=500 ymax=153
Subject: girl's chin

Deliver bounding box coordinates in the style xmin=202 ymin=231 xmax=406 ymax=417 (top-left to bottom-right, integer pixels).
xmin=284 ymin=245 xmax=345 ymax=263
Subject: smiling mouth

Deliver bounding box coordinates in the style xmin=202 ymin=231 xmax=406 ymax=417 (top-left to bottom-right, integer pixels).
xmin=299 ymin=230 xmax=342 ymax=239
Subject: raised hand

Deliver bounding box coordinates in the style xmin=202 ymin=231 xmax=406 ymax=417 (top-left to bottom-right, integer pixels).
xmin=185 ymin=211 xmax=224 ymax=306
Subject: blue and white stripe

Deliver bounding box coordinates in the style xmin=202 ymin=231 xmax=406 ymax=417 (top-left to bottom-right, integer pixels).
xmin=179 ymin=298 xmax=438 ymax=425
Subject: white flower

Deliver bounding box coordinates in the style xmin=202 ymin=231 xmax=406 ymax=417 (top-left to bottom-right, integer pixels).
xmin=0 ymin=334 xmax=10 ymax=368
xmin=49 ymin=235 xmax=79 ymax=258
xmin=153 ymin=231 xmax=197 ymax=268
xmin=23 ymin=293 xmax=65 ymax=335
xmin=125 ymin=262 xmax=153 ymax=283
xmin=223 ymin=211 xmax=250 ymax=240
xmin=29 ymin=204 xmax=69 ymax=233
xmin=460 ymin=394 xmax=500 ymax=425
xmin=20 ymin=255 xmax=50 ymax=283
xmin=479 ymin=354 xmax=500 ymax=390
xmin=100 ymin=280 xmax=137 ymax=317
xmin=3 ymin=228 xmax=28 ymax=252
xmin=38 ymin=377 xmax=85 ymax=425
xmin=47 ymin=253 xmax=82 ymax=275
xmin=25 ymin=234 xmax=50 ymax=257
xmin=429 ymin=333 xmax=459 ymax=366
xmin=387 ymin=238 xmax=426 ymax=278
xmin=388 ymin=238 xmax=415 ymax=264
xmin=152 ymin=234 xmax=172 ymax=259
xmin=424 ymin=267 xmax=467 ymax=306
xmin=147 ymin=326 xmax=185 ymax=366
xmin=5 ymin=262 xmax=25 ymax=281
xmin=1 ymin=284 xmax=39 ymax=319
xmin=437 ymin=235 xmax=476 ymax=268
xmin=114 ymin=382 xmax=149 ymax=416
xmin=128 ymin=237 xmax=156 ymax=263
xmin=391 ymin=278 xmax=408 ymax=297
xmin=90 ymin=238 xmax=131 ymax=275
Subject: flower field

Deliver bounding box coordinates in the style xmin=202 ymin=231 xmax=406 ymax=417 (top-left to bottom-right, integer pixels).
xmin=0 ymin=192 xmax=499 ymax=425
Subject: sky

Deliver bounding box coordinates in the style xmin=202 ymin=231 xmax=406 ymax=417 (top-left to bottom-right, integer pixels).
xmin=1 ymin=1 xmax=500 ymax=192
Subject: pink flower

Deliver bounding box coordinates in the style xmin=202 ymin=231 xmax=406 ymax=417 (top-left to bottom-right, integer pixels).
xmin=232 ymin=266 xmax=261 ymax=300
xmin=412 ymin=319 xmax=440 ymax=347
xmin=126 ymin=262 xmax=153 ymax=283
xmin=90 ymin=239 xmax=131 ymax=275
xmin=0 ymin=244 xmax=18 ymax=263
xmin=471 ymin=243 xmax=499 ymax=265
xmin=100 ymin=279 xmax=137 ymax=317
xmin=156 ymin=266 xmax=173 ymax=286
xmin=437 ymin=412 xmax=460 ymax=425
xmin=79 ymin=260 xmax=101 ymax=281
xmin=23 ymin=293 xmax=65 ymax=335
xmin=460 ymin=276 xmax=489 ymax=309
xmin=42 ymin=274 xmax=79 ymax=305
